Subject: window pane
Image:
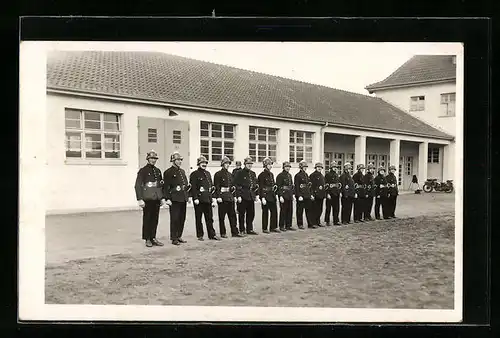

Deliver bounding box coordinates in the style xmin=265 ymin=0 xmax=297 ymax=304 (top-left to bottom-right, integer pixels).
xmin=258 ymin=150 xmax=266 ymax=157
xmin=268 ymin=129 xmax=276 ymax=136
xmin=104 ymin=122 xmax=119 ymax=131
xmin=305 ymin=146 xmax=312 ymax=154
xmin=258 ymin=134 xmax=266 ymax=141
xmin=289 ymin=136 xmax=295 ymax=143
xmin=148 ymin=128 xmax=157 ymax=143
xmin=84 ymin=111 xmax=100 ymax=121
xmin=86 ymin=151 xmax=101 ymax=159
xmin=201 ymin=140 xmax=209 ymax=147
xmin=224 ymin=141 xmax=234 ymax=149
xmin=212 ymin=141 xmax=222 ymax=148
xmin=65 ymin=119 xmax=81 ymax=129
xmin=85 ymin=120 xmax=101 ymax=130
xmin=201 ymin=121 xmax=209 ymax=130
xmin=269 ymin=135 xmax=276 ymax=142
xmin=212 ymin=124 xmax=222 ymax=131
xmin=289 ymin=152 xmax=295 ymax=163
xmin=224 ymin=125 xmax=234 ymax=132
xmin=249 ymin=143 xmax=256 ymax=150
xmin=201 ymin=129 xmax=209 ymax=137
xmin=173 ymin=130 xmax=182 ymax=144
xmin=249 ymin=149 xmax=256 ymax=157
xmin=225 ymin=148 xmax=234 ymax=156
xmin=65 ymin=132 xmax=82 ymax=157
xmin=212 ymin=147 xmax=222 ymax=155
xmin=224 ymin=131 xmax=234 ymax=139
xmin=65 ymin=109 xmax=81 ymax=120
xmin=269 ymin=144 xmax=276 ymax=151
xmin=249 ymin=126 xmax=255 ymax=134
xmin=249 ymin=133 xmax=256 ymax=141
xmin=105 ymin=151 xmax=120 ymax=159
xmin=269 ymin=150 xmax=276 ymax=158
xmin=103 ymin=113 xmax=119 ymax=122
xmin=85 ymin=134 xmax=102 ymax=150
xmin=258 ymin=143 xmax=266 ymax=150
xmin=104 ymin=134 xmax=120 ymax=151
xmin=212 ymin=130 xmax=222 ymax=138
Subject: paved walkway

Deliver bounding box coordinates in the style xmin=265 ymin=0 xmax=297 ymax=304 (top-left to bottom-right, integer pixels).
xmin=45 ymin=193 xmax=455 ymax=265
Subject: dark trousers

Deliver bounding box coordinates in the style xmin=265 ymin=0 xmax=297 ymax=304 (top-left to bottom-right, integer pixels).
xmin=194 ymin=202 xmax=216 ymax=239
xmin=142 ymin=200 xmax=161 ymax=240
xmin=353 ymin=197 xmax=365 ymax=221
xmin=365 ymin=196 xmax=374 ymax=220
xmin=296 ymin=198 xmax=313 ymax=227
xmin=386 ymin=195 xmax=398 ymax=217
xmin=218 ymin=201 xmax=239 ymax=236
xmin=341 ymin=196 xmax=354 ymax=223
xmin=311 ymin=198 xmax=324 ymax=226
xmin=279 ymin=199 xmax=293 ymax=229
xmin=238 ymin=199 xmax=255 ymax=233
xmin=324 ymin=195 xmax=340 ymax=224
xmin=169 ymin=201 xmax=187 ymax=241
xmin=262 ymin=201 xmax=278 ymax=231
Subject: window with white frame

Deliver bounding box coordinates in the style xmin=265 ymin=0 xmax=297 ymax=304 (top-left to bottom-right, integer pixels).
xmin=289 ymin=130 xmax=313 ymax=164
xmin=333 ymin=153 xmax=344 ymax=171
xmin=366 ymin=154 xmax=377 ymax=168
xmin=324 ymin=152 xmax=332 ymax=170
xmin=200 ymin=121 xmax=235 ymax=162
xmin=64 ymin=108 xmax=122 ymax=160
xmin=377 ymin=155 xmax=388 ymax=171
xmin=440 ymin=92 xmax=456 ymax=116
xmin=428 ymin=147 xmax=440 ymax=163
xmin=346 ymin=153 xmax=355 ymax=174
xmin=398 ymin=157 xmax=403 ymax=185
xmin=249 ymin=126 xmax=277 ymax=162
xmin=410 ymin=96 xmax=425 ymax=111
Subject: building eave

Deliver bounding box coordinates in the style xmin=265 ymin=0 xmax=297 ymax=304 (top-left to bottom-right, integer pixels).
xmin=365 ymin=78 xmax=456 ymax=94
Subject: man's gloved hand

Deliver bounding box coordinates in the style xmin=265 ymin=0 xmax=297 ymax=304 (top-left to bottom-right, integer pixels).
xmin=138 ymin=200 xmax=145 ymax=208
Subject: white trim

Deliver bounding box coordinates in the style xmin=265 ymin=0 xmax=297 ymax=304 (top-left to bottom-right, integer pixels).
xmin=64 ymin=159 xmax=128 ymax=166
xmin=366 ymin=78 xmax=456 ymax=93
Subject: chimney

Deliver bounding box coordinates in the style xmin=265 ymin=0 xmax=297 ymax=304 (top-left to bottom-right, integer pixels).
xmin=452 ymin=55 xmax=456 ymax=65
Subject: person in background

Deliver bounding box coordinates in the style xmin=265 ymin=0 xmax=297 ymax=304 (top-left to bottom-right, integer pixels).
xmin=363 ymin=164 xmax=376 ymax=221
xmin=385 ymin=164 xmax=399 ymax=219
xmin=258 ymin=157 xmax=279 ymax=233
xmin=214 ymin=156 xmax=243 ymax=238
xmin=234 ymin=157 xmax=259 ymax=235
xmin=134 ymin=150 xmax=166 ymax=247
xmin=309 ymin=162 xmax=326 ymax=227
xmin=373 ymin=166 xmax=388 ymax=220
xmin=232 ymin=160 xmax=243 ymax=176
xmin=352 ymin=164 xmax=366 ymax=223
xmin=294 ymin=160 xmax=314 ymax=229
xmin=324 ymin=161 xmax=341 ymax=226
xmin=276 ymin=161 xmax=295 ymax=231
xmin=339 ymin=162 xmax=356 ymax=225
xmin=163 ymin=151 xmax=190 ymax=246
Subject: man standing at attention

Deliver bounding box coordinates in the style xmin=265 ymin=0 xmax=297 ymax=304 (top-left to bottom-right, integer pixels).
xmin=385 ymin=164 xmax=399 ymax=219
xmin=258 ymin=157 xmax=279 ymax=233
xmin=309 ymin=162 xmax=326 ymax=227
xmin=339 ymin=162 xmax=356 ymax=225
xmin=363 ymin=164 xmax=376 ymax=221
xmin=352 ymin=164 xmax=366 ymax=223
xmin=294 ymin=160 xmax=314 ymax=229
xmin=324 ymin=161 xmax=341 ymax=226
xmin=276 ymin=161 xmax=295 ymax=231
xmin=373 ymin=166 xmax=388 ymax=220
xmin=234 ymin=157 xmax=259 ymax=235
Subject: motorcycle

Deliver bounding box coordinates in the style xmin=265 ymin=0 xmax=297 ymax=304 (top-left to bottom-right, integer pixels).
xmin=423 ymin=179 xmax=454 ymax=193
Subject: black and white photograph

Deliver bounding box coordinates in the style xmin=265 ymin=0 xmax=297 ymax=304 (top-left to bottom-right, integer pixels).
xmin=19 ymin=41 xmax=463 ymax=322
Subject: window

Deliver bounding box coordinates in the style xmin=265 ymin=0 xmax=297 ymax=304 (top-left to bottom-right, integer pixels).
xmin=406 ymin=156 xmax=413 ymax=175
xmin=324 ymin=152 xmax=333 ymax=170
xmin=440 ymin=93 xmax=456 ymax=116
xmin=377 ymin=155 xmax=388 ymax=171
xmin=249 ymin=126 xmax=277 ymax=162
xmin=410 ymin=96 xmax=425 ymax=111
xmin=289 ymin=130 xmax=313 ymax=163
xmin=398 ymin=156 xmax=403 ymax=185
xmin=65 ymin=108 xmax=122 ymax=159
xmin=428 ymin=147 xmax=440 ymax=163
xmin=366 ymin=154 xmax=377 ymax=168
xmin=148 ymin=128 xmax=157 ymax=143
xmin=200 ymin=121 xmax=235 ymax=162
xmin=173 ymin=130 xmax=181 ymax=144
xmin=333 ymin=153 xmax=344 ymax=171
xmin=346 ymin=153 xmax=355 ymax=174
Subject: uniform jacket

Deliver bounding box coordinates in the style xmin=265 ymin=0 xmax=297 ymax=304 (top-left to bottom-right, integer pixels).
xmin=276 ymin=170 xmax=294 ymax=200
xmin=309 ymin=170 xmax=326 ymax=199
xmin=214 ymin=168 xmax=235 ymax=202
xmin=258 ymin=169 xmax=277 ymax=202
xmin=232 ymin=167 xmax=242 ymax=176
xmin=386 ymin=173 xmax=399 ymax=196
xmin=363 ymin=172 xmax=376 ymax=197
xmin=352 ymin=171 xmax=367 ymax=197
xmin=135 ymin=164 xmax=164 ymax=201
xmin=339 ymin=171 xmax=356 ymax=198
xmin=324 ymin=170 xmax=341 ymax=196
xmin=234 ymin=168 xmax=258 ymax=201
xmin=374 ymin=174 xmax=388 ymax=197
xmin=294 ymin=170 xmax=312 ymax=199
xmin=163 ymin=165 xmax=189 ymax=202
xmin=190 ymin=168 xmax=215 ymax=203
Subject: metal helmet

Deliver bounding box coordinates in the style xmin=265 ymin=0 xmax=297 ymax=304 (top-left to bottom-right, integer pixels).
xmin=170 ymin=152 xmax=183 ymax=162
xmin=367 ymin=164 xmax=375 ymax=170
xmin=330 ymin=161 xmax=337 ymax=168
xmin=282 ymin=161 xmax=291 ymax=169
xmin=221 ymin=156 xmax=231 ymax=166
xmin=299 ymin=160 xmax=308 ymax=169
xmin=146 ymin=150 xmax=158 ymax=160
xmin=244 ymin=157 xmax=254 ymax=165
xmin=357 ymin=164 xmax=366 ymax=170
xmin=389 ymin=164 xmax=396 ymax=171
xmin=263 ymin=157 xmax=273 ymax=167
xmin=197 ymin=156 xmax=208 ymax=166
xmin=315 ymin=162 xmax=324 ymax=169
xmin=235 ymin=160 xmax=242 ymax=167
xmin=344 ymin=162 xmax=352 ymax=169
xmin=378 ymin=166 xmax=386 ymax=173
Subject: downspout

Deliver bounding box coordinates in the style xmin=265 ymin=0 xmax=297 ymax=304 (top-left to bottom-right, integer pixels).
xmin=319 ymin=122 xmax=329 ymax=164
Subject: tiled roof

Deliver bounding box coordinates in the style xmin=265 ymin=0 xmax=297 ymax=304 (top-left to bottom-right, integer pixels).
xmin=47 ymin=51 xmax=453 ymax=140
xmin=365 ymin=55 xmax=456 ymax=92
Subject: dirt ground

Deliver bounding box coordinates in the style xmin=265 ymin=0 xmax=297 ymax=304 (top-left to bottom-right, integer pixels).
xmin=45 ymin=212 xmax=455 ymax=309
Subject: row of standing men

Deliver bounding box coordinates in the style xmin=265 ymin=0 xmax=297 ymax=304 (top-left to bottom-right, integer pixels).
xmin=134 ymin=150 xmax=399 ymax=247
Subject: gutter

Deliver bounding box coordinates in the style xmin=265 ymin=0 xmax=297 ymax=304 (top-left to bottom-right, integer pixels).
xmin=47 ymin=87 xmax=454 ymax=141
xmin=365 ymin=78 xmax=456 ymax=93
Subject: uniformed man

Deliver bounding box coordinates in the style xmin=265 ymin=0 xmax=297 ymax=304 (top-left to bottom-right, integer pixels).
xmin=324 ymin=161 xmax=341 ymax=226
xmin=385 ymin=164 xmax=399 ymax=218
xmin=363 ymin=164 xmax=376 ymax=221
xmin=258 ymin=157 xmax=278 ymax=233
xmin=134 ymin=150 xmax=167 ymax=247
xmin=214 ymin=156 xmax=243 ymax=238
xmin=232 ymin=160 xmax=244 ymax=229
xmin=276 ymin=161 xmax=295 ymax=231
xmin=294 ymin=160 xmax=314 ymax=229
xmin=163 ymin=152 xmax=190 ymax=245
xmin=232 ymin=161 xmax=243 ymax=176
xmin=234 ymin=157 xmax=259 ymax=235
xmin=373 ymin=166 xmax=389 ymax=220
xmin=190 ymin=156 xmax=220 ymax=241
xmin=339 ymin=162 xmax=356 ymax=224
xmin=310 ymin=162 xmax=326 ymax=227
xmin=352 ymin=164 xmax=366 ymax=223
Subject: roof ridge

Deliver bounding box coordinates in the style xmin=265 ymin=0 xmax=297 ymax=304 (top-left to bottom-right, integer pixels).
xmin=365 ymin=55 xmax=417 ymax=89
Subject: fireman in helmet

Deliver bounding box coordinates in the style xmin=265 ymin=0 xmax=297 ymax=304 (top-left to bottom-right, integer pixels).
xmin=162 ymin=151 xmax=190 ymax=245
xmin=310 ymin=162 xmax=326 ymax=227
xmin=373 ymin=166 xmax=389 ymax=219
xmin=352 ymin=163 xmax=366 ymax=223
xmin=134 ymin=150 xmax=167 ymax=247
xmin=233 ymin=157 xmax=259 ymax=235
xmin=276 ymin=161 xmax=295 ymax=231
xmin=324 ymin=161 xmax=341 ymax=226
xmin=385 ymin=164 xmax=399 ymax=218
xmin=258 ymin=157 xmax=279 ymax=233
xmin=339 ymin=162 xmax=356 ymax=224
xmin=294 ymin=160 xmax=314 ymax=229
xmin=214 ymin=156 xmax=242 ymax=238
xmin=189 ymin=156 xmax=220 ymax=241
xmin=363 ymin=164 xmax=376 ymax=221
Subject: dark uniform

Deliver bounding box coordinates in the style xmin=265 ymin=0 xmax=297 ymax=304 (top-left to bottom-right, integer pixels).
xmin=373 ymin=169 xmax=389 ymax=219
xmin=294 ymin=161 xmax=314 ymax=229
xmin=309 ymin=163 xmax=326 ymax=227
xmin=234 ymin=158 xmax=258 ymax=234
xmin=135 ymin=161 xmax=164 ymax=243
xmin=352 ymin=166 xmax=366 ymax=223
xmin=324 ymin=167 xmax=341 ymax=225
xmin=339 ymin=166 xmax=356 ymax=224
xmin=190 ymin=165 xmax=217 ymax=240
xmin=214 ymin=163 xmax=240 ymax=237
xmin=386 ymin=166 xmax=399 ymax=218
xmin=276 ymin=163 xmax=294 ymax=231
xmin=232 ymin=165 xmax=244 ymax=227
xmin=258 ymin=159 xmax=278 ymax=232
xmin=363 ymin=168 xmax=376 ymax=221
xmin=163 ymin=154 xmax=189 ymax=244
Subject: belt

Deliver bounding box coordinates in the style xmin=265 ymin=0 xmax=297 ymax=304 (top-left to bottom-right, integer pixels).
xmin=221 ymin=187 xmax=230 ymax=192
xmin=282 ymin=186 xmax=292 ymax=190
xmin=262 ymin=187 xmax=274 ymax=191
xmin=299 ymin=183 xmax=306 ymax=188
xmin=328 ymin=183 xmax=340 ymax=188
xmin=146 ymin=182 xmax=158 ymax=188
